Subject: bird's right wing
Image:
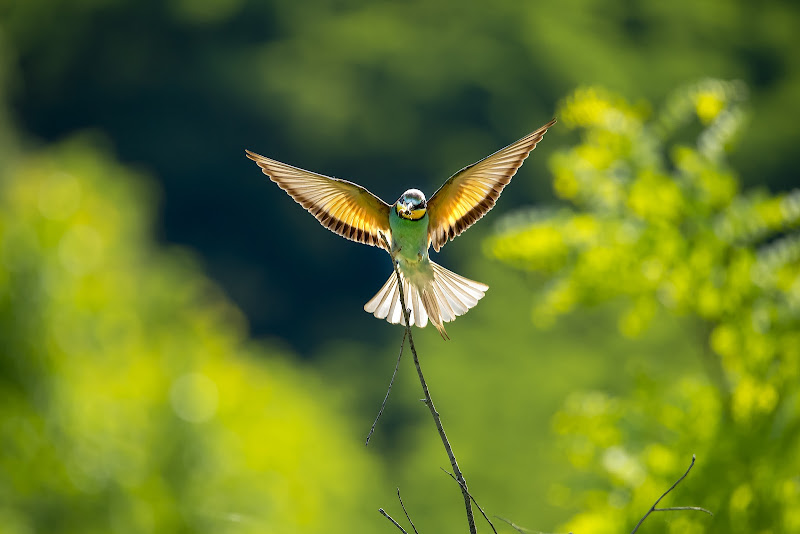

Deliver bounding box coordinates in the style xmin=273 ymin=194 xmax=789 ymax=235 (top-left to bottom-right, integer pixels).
xmin=246 ymin=150 xmax=392 ymax=250
xmin=426 ymin=119 xmax=556 ymax=252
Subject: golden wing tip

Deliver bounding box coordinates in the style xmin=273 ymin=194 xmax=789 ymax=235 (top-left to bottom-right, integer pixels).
xmin=244 ymin=149 xmax=262 ymax=161
xmin=540 ymin=117 xmax=557 ymax=131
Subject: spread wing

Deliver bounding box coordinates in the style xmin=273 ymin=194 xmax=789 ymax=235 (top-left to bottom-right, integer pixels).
xmin=426 ymin=118 xmax=556 ymax=252
xmin=246 ymin=150 xmax=392 ymax=250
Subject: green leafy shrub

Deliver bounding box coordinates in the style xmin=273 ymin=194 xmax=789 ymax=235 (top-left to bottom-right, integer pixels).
xmin=488 ymin=80 xmax=800 ymax=533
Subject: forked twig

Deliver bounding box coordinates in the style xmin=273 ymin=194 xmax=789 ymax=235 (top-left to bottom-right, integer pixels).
xmin=630 ymin=454 xmax=713 ymax=534
xmin=441 ymin=468 xmax=498 ymax=534
xmin=379 ymin=232 xmax=478 ymax=534
xmin=366 ymin=329 xmax=407 ymax=445
xmin=397 ymin=488 xmax=419 ymax=534
xmin=380 ymin=508 xmax=409 ymax=534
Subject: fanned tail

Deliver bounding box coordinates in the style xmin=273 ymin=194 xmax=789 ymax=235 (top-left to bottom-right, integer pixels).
xmin=363 ymin=267 xmax=427 ymax=329
xmin=363 ymin=261 xmax=488 ymax=340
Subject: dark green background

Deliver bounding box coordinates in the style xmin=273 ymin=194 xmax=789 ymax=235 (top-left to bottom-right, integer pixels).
xmin=5 ymin=0 xmax=797 ymax=352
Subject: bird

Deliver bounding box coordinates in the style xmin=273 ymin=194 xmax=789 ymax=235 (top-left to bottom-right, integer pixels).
xmin=246 ymin=118 xmax=556 ymax=339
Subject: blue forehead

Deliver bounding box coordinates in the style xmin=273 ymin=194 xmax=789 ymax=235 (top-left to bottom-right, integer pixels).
xmin=401 ymin=189 xmax=426 ymax=203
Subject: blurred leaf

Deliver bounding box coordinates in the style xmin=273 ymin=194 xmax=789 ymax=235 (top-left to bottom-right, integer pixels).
xmin=0 ymin=134 xmax=384 ymax=533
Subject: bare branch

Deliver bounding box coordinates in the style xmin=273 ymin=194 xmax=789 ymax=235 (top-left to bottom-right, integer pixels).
xmin=495 ymin=516 xmax=530 ymax=534
xmin=366 ymin=329 xmax=407 ymax=446
xmin=654 ymin=506 xmax=713 ymax=514
xmin=631 ymin=454 xmax=713 ymax=534
xmin=441 ymin=468 xmax=498 ymax=534
xmin=380 ymin=508 xmax=409 ymax=534
xmin=397 ymin=488 xmax=419 ymax=534
xmin=379 ymin=232 xmax=477 ymax=534
xmin=494 ymin=516 xmax=573 ymax=534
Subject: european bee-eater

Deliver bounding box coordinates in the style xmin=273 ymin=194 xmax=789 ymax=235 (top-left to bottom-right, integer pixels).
xmin=246 ymin=118 xmax=555 ymax=339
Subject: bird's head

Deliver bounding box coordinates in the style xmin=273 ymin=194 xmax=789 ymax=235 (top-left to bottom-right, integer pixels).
xmin=395 ymin=189 xmax=428 ymax=221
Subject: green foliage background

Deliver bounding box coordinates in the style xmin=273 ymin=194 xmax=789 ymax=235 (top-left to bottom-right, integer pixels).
xmin=1 ymin=1 xmax=798 ymax=533
xmin=0 ymin=136 xmax=386 ymax=533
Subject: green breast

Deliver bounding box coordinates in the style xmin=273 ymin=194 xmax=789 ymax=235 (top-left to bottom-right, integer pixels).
xmin=389 ymin=207 xmax=430 ymax=263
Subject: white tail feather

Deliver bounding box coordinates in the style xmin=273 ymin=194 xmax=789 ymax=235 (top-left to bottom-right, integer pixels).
xmin=364 ymin=261 xmax=488 ymax=339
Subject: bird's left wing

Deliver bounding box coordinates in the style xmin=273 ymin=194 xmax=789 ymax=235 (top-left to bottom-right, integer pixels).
xmin=426 ymin=118 xmax=556 ymax=252
xmin=246 ymin=150 xmax=392 ymax=250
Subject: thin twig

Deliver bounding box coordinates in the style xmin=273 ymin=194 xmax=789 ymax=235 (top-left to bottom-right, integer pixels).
xmin=630 ymin=454 xmax=713 ymax=534
xmin=654 ymin=506 xmax=714 ymax=513
xmin=494 ymin=516 xmax=572 ymax=534
xmin=397 ymin=488 xmax=419 ymax=534
xmin=441 ymin=468 xmax=498 ymax=534
xmin=379 ymin=232 xmax=477 ymax=534
xmin=495 ymin=516 xmax=529 ymax=534
xmin=380 ymin=508 xmax=409 ymax=534
xmin=366 ymin=329 xmax=407 ymax=446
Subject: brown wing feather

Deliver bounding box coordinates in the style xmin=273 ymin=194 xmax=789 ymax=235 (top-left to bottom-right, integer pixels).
xmin=245 ymin=150 xmax=392 ymax=249
xmin=426 ymin=119 xmax=556 ymax=252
